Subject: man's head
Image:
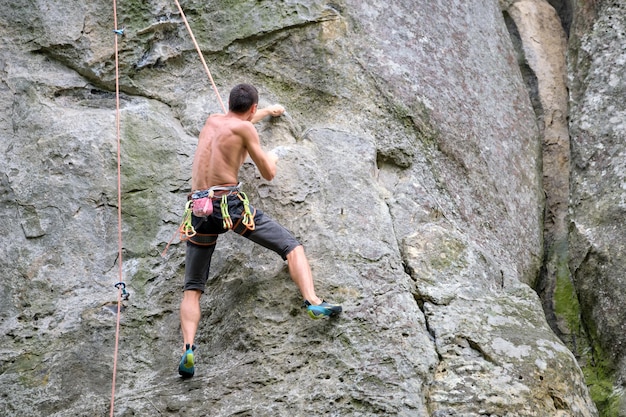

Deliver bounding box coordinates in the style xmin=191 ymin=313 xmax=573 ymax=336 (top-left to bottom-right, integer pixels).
xmin=229 ymin=83 xmax=259 ymax=114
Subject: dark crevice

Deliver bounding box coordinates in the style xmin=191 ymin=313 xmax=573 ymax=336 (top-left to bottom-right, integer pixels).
xmin=502 ymin=3 xmax=575 ymax=346
xmin=401 ymin=260 xmax=415 ymax=282
xmin=545 ymin=0 xmax=574 ymax=37
xmin=466 ymin=338 xmax=498 ymax=365
xmin=550 ymin=390 xmax=568 ymax=410
xmin=413 ymin=292 xmax=437 ymax=346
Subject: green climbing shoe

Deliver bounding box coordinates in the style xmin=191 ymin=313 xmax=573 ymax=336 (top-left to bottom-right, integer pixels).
xmin=304 ymin=300 xmax=342 ymax=319
xmin=178 ymin=343 xmax=196 ymax=378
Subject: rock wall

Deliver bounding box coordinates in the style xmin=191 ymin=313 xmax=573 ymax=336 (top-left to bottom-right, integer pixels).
xmin=0 ymin=0 xmax=604 ymax=416
xmin=568 ymin=0 xmax=626 ymax=415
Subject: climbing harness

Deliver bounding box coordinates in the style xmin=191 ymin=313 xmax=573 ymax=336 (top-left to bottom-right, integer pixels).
xmin=161 ymin=184 xmax=256 ymax=256
xmin=188 ymin=183 xmax=256 ymax=233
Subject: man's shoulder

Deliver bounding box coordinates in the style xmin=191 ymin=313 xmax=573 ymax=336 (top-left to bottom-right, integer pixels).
xmin=230 ymin=119 xmax=256 ymax=135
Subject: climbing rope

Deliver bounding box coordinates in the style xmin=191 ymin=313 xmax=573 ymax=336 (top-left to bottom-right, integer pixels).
xmin=107 ymin=2 xmax=236 ymax=413
xmin=109 ymin=0 xmax=126 ymax=415
xmin=172 ymin=0 xmax=227 ymax=113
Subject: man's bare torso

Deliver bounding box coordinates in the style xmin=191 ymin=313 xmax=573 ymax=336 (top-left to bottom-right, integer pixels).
xmin=191 ymin=114 xmax=250 ymax=191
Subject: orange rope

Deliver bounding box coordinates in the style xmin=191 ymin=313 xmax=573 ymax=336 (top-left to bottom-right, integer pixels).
xmin=108 ymin=3 xmax=227 ymax=412
xmin=172 ymin=0 xmax=227 ymax=113
xmin=110 ymin=0 xmax=124 ymax=415
xmin=160 ymin=0 xmax=228 ymax=258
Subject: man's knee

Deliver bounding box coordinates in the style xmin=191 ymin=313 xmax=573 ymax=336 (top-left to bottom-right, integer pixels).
xmin=182 ymin=289 xmax=203 ymax=302
xmin=286 ymin=244 xmax=305 ymax=259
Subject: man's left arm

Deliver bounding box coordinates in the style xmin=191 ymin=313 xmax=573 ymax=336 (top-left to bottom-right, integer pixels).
xmin=251 ymin=104 xmax=285 ymax=123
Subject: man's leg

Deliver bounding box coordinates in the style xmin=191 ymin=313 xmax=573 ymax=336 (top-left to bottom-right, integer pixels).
xmin=286 ymin=245 xmax=342 ymax=318
xmin=178 ymin=288 xmax=202 ymax=378
xmin=181 ymin=233 xmax=217 ymax=351
xmin=241 ymin=208 xmax=340 ymax=315
xmin=180 ymin=289 xmax=202 ymax=351
xmin=178 ymin=214 xmax=221 ymax=377
xmin=286 ymin=245 xmax=322 ymax=305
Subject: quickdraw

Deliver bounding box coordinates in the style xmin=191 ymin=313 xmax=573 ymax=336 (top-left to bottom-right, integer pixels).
xmin=178 ymin=200 xmax=196 ymax=240
xmin=220 ymin=194 xmax=233 ymax=230
xmin=114 ymin=282 xmax=130 ymax=301
xmin=220 ymin=191 xmax=255 ymax=231
xmin=239 ymin=191 xmax=255 ymax=231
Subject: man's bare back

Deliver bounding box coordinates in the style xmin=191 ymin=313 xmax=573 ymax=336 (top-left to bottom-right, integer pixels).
xmin=191 ymin=106 xmax=280 ymax=192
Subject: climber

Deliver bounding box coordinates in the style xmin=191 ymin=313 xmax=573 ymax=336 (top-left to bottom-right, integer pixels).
xmin=178 ymin=83 xmax=342 ymax=378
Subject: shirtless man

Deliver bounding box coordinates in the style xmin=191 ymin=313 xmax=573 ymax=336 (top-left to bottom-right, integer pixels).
xmin=178 ymin=83 xmax=342 ymax=378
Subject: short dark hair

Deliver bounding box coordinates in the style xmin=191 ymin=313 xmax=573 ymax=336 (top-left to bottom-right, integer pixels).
xmin=228 ymin=83 xmax=259 ymax=113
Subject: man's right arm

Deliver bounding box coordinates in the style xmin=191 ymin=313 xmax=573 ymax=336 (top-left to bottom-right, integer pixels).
xmin=240 ymin=122 xmax=277 ymax=181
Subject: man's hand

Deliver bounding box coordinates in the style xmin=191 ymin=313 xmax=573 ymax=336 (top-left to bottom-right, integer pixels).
xmin=266 ymin=104 xmax=285 ymax=117
xmin=267 ymin=151 xmax=279 ymax=165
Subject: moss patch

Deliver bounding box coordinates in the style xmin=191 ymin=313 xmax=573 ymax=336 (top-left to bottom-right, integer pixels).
xmin=553 ymin=259 xmax=582 ymax=337
xmin=582 ymin=345 xmax=620 ymax=417
xmin=551 ymin=250 xmax=620 ymax=415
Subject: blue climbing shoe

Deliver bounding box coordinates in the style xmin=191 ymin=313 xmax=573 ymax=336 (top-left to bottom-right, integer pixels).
xmin=178 ymin=344 xmax=196 ymax=378
xmin=304 ymin=300 xmax=342 ymax=319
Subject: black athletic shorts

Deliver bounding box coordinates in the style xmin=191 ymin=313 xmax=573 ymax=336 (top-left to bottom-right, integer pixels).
xmin=183 ymin=194 xmax=300 ymax=292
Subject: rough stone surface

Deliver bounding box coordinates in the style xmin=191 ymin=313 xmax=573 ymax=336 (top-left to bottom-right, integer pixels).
xmin=0 ymin=0 xmax=606 ymax=416
xmin=568 ymin=0 xmax=626 ymax=414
